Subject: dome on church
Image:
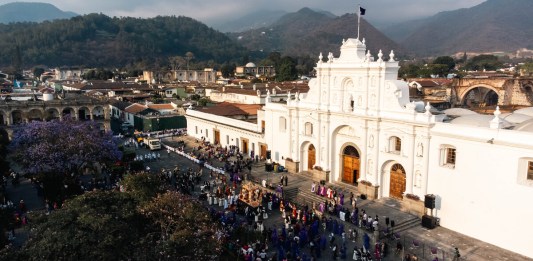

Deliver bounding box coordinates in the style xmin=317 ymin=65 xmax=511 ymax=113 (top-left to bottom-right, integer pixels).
xmin=501 ymin=113 xmax=533 ymax=124
xmin=513 ymin=107 xmax=533 ymax=117
xmin=514 ymin=118 xmax=533 ymax=132
xmin=443 ymin=108 xmax=477 ymax=117
xmin=450 ymin=114 xmax=512 ymax=128
xmin=245 ymin=62 xmax=256 ymax=68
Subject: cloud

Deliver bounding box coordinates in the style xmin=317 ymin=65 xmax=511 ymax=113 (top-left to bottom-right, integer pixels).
xmin=0 ymin=0 xmax=486 ymax=25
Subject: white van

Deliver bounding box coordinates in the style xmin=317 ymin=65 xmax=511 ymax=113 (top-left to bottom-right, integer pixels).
xmin=145 ymin=138 xmax=161 ymax=151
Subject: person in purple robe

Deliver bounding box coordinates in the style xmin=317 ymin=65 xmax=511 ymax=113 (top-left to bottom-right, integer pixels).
xmin=316 ymin=185 xmax=321 ymax=195
xmin=272 ymin=227 xmax=279 ymax=246
xmin=321 ymin=186 xmax=327 ymax=197
xmin=319 ymin=203 xmax=325 ymax=213
xmin=340 ymin=193 xmax=345 ymax=205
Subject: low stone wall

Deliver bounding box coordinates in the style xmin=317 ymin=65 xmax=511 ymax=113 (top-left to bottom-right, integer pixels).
xmin=402 ymin=196 xmax=425 ymax=218
xmin=284 ymin=160 xmax=299 ymax=173
xmin=357 ymin=183 xmax=379 ymax=200
xmin=309 ymin=169 xmax=330 ymax=183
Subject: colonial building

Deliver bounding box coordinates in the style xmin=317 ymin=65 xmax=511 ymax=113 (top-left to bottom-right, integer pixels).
xmin=209 ymin=83 xmax=308 ymax=105
xmin=235 ymin=63 xmax=275 ymax=78
xmin=186 ymin=102 xmax=267 ymax=157
xmin=186 ymin=37 xmax=533 ymax=258
xmin=173 ymin=68 xmax=216 ymax=83
xmin=0 ymin=93 xmax=110 ymax=131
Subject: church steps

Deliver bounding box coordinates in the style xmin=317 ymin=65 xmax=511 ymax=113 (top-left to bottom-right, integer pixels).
xmin=391 ymin=217 xmax=421 ymax=234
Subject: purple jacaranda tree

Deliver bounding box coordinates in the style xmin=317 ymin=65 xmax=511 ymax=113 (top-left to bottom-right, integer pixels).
xmin=9 ymin=118 xmax=122 ymax=176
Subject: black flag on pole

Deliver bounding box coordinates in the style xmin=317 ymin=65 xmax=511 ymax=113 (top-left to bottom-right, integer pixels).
xmin=359 ymin=7 xmax=366 ymax=16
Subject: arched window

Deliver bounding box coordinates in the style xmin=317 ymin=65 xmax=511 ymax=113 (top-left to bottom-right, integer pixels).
xmin=305 ymin=122 xmax=313 ymax=136
xmin=389 ymin=136 xmax=402 ymax=153
xmin=343 ymin=146 xmax=359 ymax=157
xmin=279 ymin=117 xmax=287 ymax=132
xmin=391 ymin=163 xmax=405 ymax=174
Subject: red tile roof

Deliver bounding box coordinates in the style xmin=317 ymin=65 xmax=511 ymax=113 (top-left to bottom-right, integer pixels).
xmin=197 ymin=102 xmax=262 ymax=117
xmin=147 ymin=104 xmax=174 ymax=110
xmin=125 ymin=103 xmax=147 ymax=114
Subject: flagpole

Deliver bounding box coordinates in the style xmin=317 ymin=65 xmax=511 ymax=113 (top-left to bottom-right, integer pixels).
xmin=357 ymin=4 xmax=361 ymax=40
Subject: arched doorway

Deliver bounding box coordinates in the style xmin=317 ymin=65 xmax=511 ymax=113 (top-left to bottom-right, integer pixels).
xmin=342 ymin=145 xmax=360 ymax=185
xmin=27 ymin=109 xmax=43 ymax=122
xmin=389 ymin=163 xmax=406 ymax=199
xmin=62 ymin=107 xmax=75 ymax=119
xmin=11 ymin=110 xmax=24 ymax=124
xmin=308 ymin=144 xmax=316 ymax=170
xmin=78 ymin=107 xmax=90 ymax=120
xmin=45 ymin=108 xmax=60 ymax=121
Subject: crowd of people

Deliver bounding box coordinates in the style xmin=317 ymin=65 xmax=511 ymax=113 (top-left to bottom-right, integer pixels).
xmin=156 ymin=137 xmax=397 ymax=260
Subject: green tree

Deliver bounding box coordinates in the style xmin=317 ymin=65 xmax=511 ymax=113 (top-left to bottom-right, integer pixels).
xmin=519 ymin=61 xmax=533 ymax=76
xmin=220 ymin=63 xmax=235 ymax=78
xmin=21 ymin=191 xmax=145 ymax=260
xmin=398 ymin=63 xmax=421 ymax=78
xmin=433 ymin=56 xmax=456 ymax=73
xmin=428 ymin=64 xmax=450 ymax=77
xmin=198 ymin=97 xmax=211 ymax=106
xmin=121 ymin=172 xmax=164 ymax=202
xmin=185 ymin=51 xmax=194 ymax=70
xmin=276 ymin=56 xmax=297 ymax=81
xmin=32 ymin=67 xmax=45 ymax=79
xmin=464 ymin=55 xmax=503 ymax=71
xmin=139 ymin=192 xmax=223 ymax=260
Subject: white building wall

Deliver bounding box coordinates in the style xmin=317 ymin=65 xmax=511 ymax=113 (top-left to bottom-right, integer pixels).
xmin=264 ymin=103 xmax=291 ymax=164
xmin=428 ymin=123 xmax=533 ymax=258
xmin=185 ymin=110 xmax=264 ymax=157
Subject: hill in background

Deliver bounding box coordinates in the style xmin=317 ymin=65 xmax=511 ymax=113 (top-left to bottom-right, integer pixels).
xmin=383 ymin=0 xmax=533 ymax=56
xmin=0 ymin=13 xmax=246 ymax=68
xmin=229 ymin=8 xmax=403 ymax=58
xmin=0 ymin=2 xmax=77 ymax=24
xmin=212 ymin=10 xmax=287 ymax=33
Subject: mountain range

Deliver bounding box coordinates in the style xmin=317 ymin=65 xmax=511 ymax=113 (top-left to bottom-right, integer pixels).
xmin=0 ymin=2 xmax=77 ymax=24
xmin=384 ymin=0 xmax=533 ymax=56
xmin=228 ymin=8 xmax=403 ymax=58
xmin=0 ymin=0 xmax=532 ymax=68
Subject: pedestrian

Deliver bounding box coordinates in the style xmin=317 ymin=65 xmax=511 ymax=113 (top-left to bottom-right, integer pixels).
xmin=332 ymin=243 xmax=338 ymax=260
xmin=167 ymin=148 xmax=171 ymax=157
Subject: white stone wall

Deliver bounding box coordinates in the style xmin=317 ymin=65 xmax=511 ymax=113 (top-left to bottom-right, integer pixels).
xmin=428 ymin=123 xmax=533 ymax=258
xmin=185 ymin=110 xmax=265 ymax=158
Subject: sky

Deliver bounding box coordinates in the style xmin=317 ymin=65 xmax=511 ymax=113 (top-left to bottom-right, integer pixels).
xmin=0 ymin=0 xmax=486 ymax=27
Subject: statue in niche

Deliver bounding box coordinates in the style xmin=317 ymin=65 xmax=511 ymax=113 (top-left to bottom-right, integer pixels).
xmin=414 ymin=171 xmax=422 ymax=188
xmin=370 ymin=94 xmax=376 ymax=107
xmin=368 ymin=135 xmax=374 ymax=148
xmin=367 ymin=159 xmax=374 ymax=175
xmin=416 ymin=143 xmax=423 ymax=157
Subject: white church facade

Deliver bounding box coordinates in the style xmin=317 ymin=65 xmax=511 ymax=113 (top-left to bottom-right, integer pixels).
xmin=187 ymin=38 xmax=533 ymax=258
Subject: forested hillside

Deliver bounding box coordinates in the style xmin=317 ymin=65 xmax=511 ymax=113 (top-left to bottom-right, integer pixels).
xmin=230 ymin=8 xmax=403 ymax=58
xmin=0 ymin=14 xmax=246 ymax=68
